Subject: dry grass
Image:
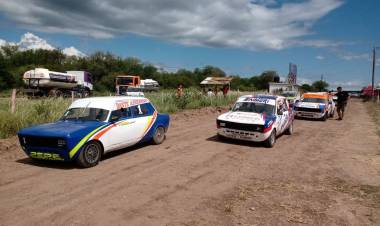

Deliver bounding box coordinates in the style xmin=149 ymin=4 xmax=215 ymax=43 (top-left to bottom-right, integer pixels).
xmin=365 ymin=101 xmax=380 ymax=137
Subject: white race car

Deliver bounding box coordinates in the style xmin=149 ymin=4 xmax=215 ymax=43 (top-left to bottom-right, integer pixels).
xmin=216 ymin=95 xmax=295 ymax=147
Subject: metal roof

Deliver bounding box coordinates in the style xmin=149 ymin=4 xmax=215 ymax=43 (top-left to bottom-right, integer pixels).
xmin=200 ymin=77 xmax=233 ymax=85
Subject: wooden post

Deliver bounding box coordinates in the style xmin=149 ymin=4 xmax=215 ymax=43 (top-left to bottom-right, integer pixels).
xmin=10 ymin=89 xmax=16 ymax=113
xmin=71 ymin=91 xmax=75 ymax=103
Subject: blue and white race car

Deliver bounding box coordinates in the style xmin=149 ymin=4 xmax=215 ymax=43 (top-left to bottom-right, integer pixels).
xmin=216 ymin=95 xmax=294 ymax=147
xmin=18 ymin=96 xmax=170 ymax=167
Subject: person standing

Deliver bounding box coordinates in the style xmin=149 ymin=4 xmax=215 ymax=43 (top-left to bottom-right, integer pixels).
xmin=336 ymin=86 xmax=349 ymax=120
xmin=176 ymin=84 xmax=184 ymax=98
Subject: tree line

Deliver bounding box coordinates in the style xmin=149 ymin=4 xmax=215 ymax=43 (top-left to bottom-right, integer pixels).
xmin=0 ymin=45 xmax=328 ymax=92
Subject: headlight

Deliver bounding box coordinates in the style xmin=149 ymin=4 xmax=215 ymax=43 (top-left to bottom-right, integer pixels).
xmin=57 ymin=139 xmax=66 ymax=147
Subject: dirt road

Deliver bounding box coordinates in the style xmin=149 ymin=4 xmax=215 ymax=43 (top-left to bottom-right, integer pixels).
xmin=0 ymin=100 xmax=379 ymax=226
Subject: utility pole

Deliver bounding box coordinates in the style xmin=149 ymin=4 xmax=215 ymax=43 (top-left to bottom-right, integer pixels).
xmin=371 ymin=47 xmax=376 ymax=99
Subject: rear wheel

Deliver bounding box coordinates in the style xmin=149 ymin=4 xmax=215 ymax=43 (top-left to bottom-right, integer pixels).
xmin=285 ymin=122 xmax=293 ymax=135
xmin=76 ymin=141 xmax=102 ymax=168
xmin=322 ymin=113 xmax=328 ymax=121
xmin=152 ymin=126 xmax=166 ymax=145
xmin=264 ymin=130 xmax=276 ymax=148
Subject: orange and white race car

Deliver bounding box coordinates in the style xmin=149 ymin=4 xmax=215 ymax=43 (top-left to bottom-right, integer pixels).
xmin=294 ymin=92 xmax=335 ymax=121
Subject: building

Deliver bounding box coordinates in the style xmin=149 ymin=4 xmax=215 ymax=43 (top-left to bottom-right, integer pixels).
xmin=269 ymin=82 xmax=300 ymax=94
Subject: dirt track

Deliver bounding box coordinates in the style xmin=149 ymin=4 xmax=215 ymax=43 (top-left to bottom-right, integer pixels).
xmin=0 ymin=100 xmax=379 ymax=226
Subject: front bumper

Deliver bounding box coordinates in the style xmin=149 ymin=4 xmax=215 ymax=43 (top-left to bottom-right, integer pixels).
xmin=295 ymin=111 xmax=326 ymax=119
xmin=20 ymin=145 xmax=69 ymax=161
xmin=217 ymin=128 xmax=271 ymax=142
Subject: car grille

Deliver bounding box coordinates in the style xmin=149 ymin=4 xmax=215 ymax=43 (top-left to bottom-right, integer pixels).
xmin=217 ymin=120 xmax=263 ymax=132
xmin=294 ymin=107 xmax=322 ymax=113
xmin=21 ymin=136 xmax=66 ymax=148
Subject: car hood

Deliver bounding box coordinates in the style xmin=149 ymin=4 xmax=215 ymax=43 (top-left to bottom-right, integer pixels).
xmin=18 ymin=120 xmax=107 ymax=138
xmin=218 ymin=111 xmax=271 ymax=125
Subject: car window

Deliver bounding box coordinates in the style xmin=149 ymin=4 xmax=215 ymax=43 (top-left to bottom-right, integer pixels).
xmin=131 ymin=103 xmax=155 ymax=117
xmin=61 ymin=108 xmax=109 ymax=122
xmin=110 ymin=107 xmax=132 ymax=121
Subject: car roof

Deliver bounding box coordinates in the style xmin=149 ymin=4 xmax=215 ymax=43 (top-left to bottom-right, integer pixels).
xmin=239 ymin=94 xmax=284 ymax=100
xmin=303 ymin=92 xmax=329 ymax=99
xmin=69 ymin=96 xmax=150 ymax=111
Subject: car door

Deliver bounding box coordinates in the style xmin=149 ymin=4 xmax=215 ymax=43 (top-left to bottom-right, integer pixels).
xmin=276 ymin=98 xmax=289 ymax=134
xmin=104 ymin=107 xmax=136 ymax=150
xmin=128 ymin=103 xmax=156 ymax=144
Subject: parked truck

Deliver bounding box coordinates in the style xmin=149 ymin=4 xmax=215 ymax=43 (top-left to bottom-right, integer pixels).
xmin=23 ymin=68 xmax=93 ymax=97
xmin=115 ymin=75 xmax=159 ymax=95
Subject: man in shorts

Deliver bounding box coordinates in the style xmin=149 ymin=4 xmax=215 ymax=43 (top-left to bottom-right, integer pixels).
xmin=335 ymin=86 xmax=349 ymax=120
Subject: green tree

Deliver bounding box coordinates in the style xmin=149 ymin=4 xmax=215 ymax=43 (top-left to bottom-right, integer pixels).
xmin=301 ymin=84 xmax=313 ymax=92
xmin=312 ymin=80 xmax=329 ymax=92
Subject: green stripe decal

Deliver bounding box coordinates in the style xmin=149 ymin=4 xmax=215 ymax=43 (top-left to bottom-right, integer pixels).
xmin=69 ymin=125 xmax=107 ymax=159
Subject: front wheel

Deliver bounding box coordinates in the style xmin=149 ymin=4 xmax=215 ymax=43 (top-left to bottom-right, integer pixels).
xmin=76 ymin=141 xmax=102 ymax=168
xmin=264 ymin=130 xmax=276 ymax=148
xmin=152 ymin=126 xmax=166 ymax=145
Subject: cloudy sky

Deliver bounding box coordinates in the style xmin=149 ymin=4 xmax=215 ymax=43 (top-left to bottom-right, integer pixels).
xmin=0 ymin=0 xmax=379 ymax=89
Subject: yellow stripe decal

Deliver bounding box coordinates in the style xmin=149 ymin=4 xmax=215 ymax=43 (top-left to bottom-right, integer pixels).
xmin=69 ymin=125 xmax=106 ymax=159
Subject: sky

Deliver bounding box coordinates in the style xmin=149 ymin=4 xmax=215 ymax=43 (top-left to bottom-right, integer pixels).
xmin=0 ymin=0 xmax=379 ymax=90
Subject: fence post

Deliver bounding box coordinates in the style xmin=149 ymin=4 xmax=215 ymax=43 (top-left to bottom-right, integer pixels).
xmin=10 ymin=89 xmax=16 ymax=113
xmin=71 ymin=91 xmax=75 ymax=103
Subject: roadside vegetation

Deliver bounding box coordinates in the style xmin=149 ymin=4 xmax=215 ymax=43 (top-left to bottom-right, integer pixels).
xmin=365 ymin=101 xmax=380 ymax=137
xmin=0 ymin=89 xmax=239 ymax=138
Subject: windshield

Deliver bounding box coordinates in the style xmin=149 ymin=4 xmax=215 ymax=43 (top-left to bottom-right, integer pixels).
xmin=61 ymin=107 xmax=109 ymax=122
xmin=116 ymin=77 xmax=133 ymax=85
xmin=232 ymin=102 xmax=274 ymax=115
xmin=302 ymin=98 xmax=327 ymax=104
xmin=282 ymin=92 xmax=296 ymax=97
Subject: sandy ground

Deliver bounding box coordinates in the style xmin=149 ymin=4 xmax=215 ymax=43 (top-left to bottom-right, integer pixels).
xmin=0 ymin=100 xmax=379 ymax=226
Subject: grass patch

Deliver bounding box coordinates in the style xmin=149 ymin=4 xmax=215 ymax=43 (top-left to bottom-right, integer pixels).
xmin=365 ymin=101 xmax=380 ymax=137
xmin=0 ymin=98 xmax=71 ymax=138
xmin=0 ymin=89 xmax=241 ymax=139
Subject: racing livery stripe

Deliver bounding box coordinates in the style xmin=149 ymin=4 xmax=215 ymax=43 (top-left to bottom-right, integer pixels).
xmin=92 ymin=124 xmax=117 ymax=140
xmin=69 ymin=124 xmax=108 ymax=159
xmin=141 ymin=111 xmax=157 ymax=138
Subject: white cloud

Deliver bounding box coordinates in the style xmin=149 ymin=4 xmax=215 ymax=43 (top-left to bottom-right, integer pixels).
xmin=18 ymin=32 xmax=54 ymax=50
xmin=316 ymin=55 xmax=325 ymax=60
xmin=0 ymin=39 xmax=6 ymax=47
xmin=339 ymin=53 xmax=369 ymax=61
xmin=0 ymin=0 xmax=344 ymax=50
xmin=328 ymin=80 xmax=367 ymax=90
xmin=62 ymin=46 xmax=86 ymax=57
xmin=0 ymin=32 xmax=86 ymax=57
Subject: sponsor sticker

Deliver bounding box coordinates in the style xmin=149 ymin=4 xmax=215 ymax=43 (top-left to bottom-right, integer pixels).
xmin=115 ymin=99 xmax=148 ymax=109
xmin=30 ymin=152 xmax=64 ymax=161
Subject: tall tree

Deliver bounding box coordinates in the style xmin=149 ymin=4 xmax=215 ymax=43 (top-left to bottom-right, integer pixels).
xmin=312 ymin=80 xmax=329 ymax=91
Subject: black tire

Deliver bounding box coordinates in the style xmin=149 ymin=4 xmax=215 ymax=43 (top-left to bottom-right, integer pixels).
xmin=152 ymin=126 xmax=166 ymax=145
xmin=329 ymin=110 xmax=335 ymax=118
xmin=322 ymin=113 xmax=328 ymax=121
xmin=264 ymin=130 xmax=276 ymax=148
xmin=217 ymin=133 xmax=227 ymax=141
xmin=285 ymin=122 xmax=293 ymax=135
xmin=76 ymin=141 xmax=102 ymax=168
